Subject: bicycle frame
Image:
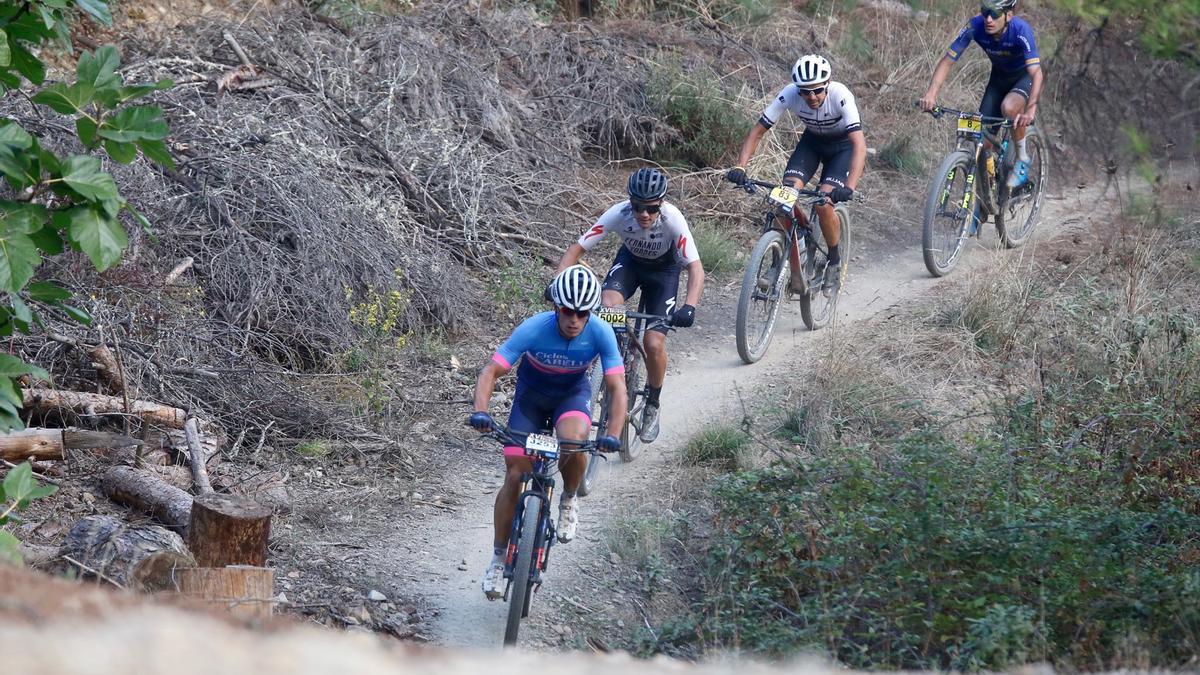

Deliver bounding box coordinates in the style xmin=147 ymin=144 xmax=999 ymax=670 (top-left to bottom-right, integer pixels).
xmin=930 ymin=106 xmax=1013 ymax=219
xmin=745 ymin=180 xmax=832 ymax=297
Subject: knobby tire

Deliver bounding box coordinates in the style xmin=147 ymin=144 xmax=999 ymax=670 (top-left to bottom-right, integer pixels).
xmin=620 ymin=350 xmax=644 ymax=462
xmin=800 ymin=206 xmax=850 ymax=330
xmin=503 ymin=495 xmax=543 ymax=647
xmin=997 ymin=127 xmax=1046 ymax=248
xmin=578 ymin=365 xmax=605 ymax=497
xmin=922 ymin=150 xmax=975 ymax=277
xmin=735 ymin=229 xmax=790 ymax=364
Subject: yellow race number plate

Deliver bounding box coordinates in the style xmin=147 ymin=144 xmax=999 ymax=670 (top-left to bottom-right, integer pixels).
xmin=957 ymin=117 xmax=983 ymax=133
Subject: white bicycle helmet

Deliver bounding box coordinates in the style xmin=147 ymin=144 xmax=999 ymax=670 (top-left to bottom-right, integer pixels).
xmin=549 ymin=264 xmax=602 ymax=312
xmin=791 ymin=54 xmax=832 ymax=88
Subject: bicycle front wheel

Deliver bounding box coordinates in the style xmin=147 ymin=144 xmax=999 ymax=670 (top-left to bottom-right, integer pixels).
xmin=735 ymin=229 xmax=790 ymax=364
xmin=577 ymin=365 xmax=604 ymax=497
xmin=922 ymin=150 xmax=976 ymax=277
xmin=620 ymin=350 xmax=645 ymax=462
xmin=800 ymin=206 xmax=850 ymax=330
xmin=997 ymin=127 xmax=1046 ymax=248
xmin=504 ymin=495 xmax=543 ymax=647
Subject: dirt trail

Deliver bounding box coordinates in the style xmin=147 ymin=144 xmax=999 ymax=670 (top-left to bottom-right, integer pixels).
xmin=388 ymin=186 xmax=1102 ymax=651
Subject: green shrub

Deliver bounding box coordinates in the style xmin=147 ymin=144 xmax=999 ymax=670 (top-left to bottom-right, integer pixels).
xmin=877 ymin=134 xmax=926 ymax=176
xmin=1 ymin=463 xmax=58 ymax=565
xmin=680 ymin=426 xmax=749 ymax=470
xmin=647 ymin=60 xmax=745 ymax=168
xmin=691 ymin=220 xmax=739 ymax=276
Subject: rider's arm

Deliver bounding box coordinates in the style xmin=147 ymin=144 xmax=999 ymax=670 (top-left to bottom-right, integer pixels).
xmin=733 ymin=121 xmax=770 ymax=169
xmin=919 ymin=56 xmax=956 ymax=110
xmin=846 ymin=129 xmax=867 ymax=191
xmin=682 ymin=259 xmax=705 ymax=308
xmin=1019 ymin=65 xmax=1044 ymax=126
xmin=601 ymin=372 xmax=627 ymax=438
xmin=555 ymin=243 xmax=586 ymax=274
xmin=472 ymin=360 xmax=509 ymax=413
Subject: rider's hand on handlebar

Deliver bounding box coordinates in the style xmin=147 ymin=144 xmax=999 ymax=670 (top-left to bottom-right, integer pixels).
xmin=468 ymin=411 xmax=495 ymax=432
xmin=917 ymin=93 xmax=937 ymax=113
xmin=597 ymin=435 xmax=621 ymax=453
xmin=830 ymin=186 xmax=854 ymax=204
xmin=669 ymin=304 xmax=696 ymax=328
xmin=725 ymin=166 xmax=747 ymax=186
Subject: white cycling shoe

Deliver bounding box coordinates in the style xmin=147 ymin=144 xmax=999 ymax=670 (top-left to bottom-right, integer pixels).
xmin=481 ymin=561 xmax=505 ymax=600
xmin=557 ymin=498 xmax=579 ymax=543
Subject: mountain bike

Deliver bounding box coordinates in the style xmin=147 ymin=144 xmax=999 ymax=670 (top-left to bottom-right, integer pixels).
xmin=579 ymin=308 xmax=672 ymax=495
xmin=483 ymin=424 xmax=602 ymax=646
xmin=919 ymin=104 xmax=1047 ymax=277
xmin=733 ymin=179 xmax=851 ymax=364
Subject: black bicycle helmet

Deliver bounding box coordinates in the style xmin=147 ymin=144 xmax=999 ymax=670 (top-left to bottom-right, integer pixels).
xmin=627 ymin=168 xmax=668 ymax=201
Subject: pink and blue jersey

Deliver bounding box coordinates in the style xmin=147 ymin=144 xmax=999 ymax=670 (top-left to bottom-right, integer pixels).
xmin=493 ymin=311 xmax=624 ymax=396
xmin=946 ymin=15 xmax=1040 ymax=76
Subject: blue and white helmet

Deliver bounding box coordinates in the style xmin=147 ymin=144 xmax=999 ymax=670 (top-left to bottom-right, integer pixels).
xmin=550 ymin=264 xmax=602 ymax=312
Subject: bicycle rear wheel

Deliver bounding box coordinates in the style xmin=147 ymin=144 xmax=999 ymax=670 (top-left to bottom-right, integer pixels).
xmin=735 ymin=229 xmax=790 ymax=364
xmin=504 ymin=495 xmax=543 ymax=647
xmin=997 ymin=127 xmax=1046 ymax=248
xmin=619 ymin=350 xmax=645 ymax=462
xmin=800 ymin=206 xmax=850 ymax=330
xmin=922 ymin=150 xmax=975 ymax=277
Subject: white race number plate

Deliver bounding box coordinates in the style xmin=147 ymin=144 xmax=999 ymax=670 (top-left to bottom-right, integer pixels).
xmin=597 ymin=307 xmax=628 ymax=325
xmin=525 ymin=433 xmax=559 ymax=458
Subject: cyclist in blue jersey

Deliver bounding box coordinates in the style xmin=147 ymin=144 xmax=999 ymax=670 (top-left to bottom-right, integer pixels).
xmin=468 ymin=265 xmax=627 ymax=600
xmin=918 ymin=0 xmax=1043 ymax=188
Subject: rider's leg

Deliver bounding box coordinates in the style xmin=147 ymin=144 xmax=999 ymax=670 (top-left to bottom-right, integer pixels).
xmin=644 ymin=331 xmax=667 ymax=390
xmin=1001 ymin=92 xmax=1029 ymax=150
xmin=601 ymin=248 xmax=637 ymax=309
xmin=493 ymin=454 xmax=535 ymax=551
xmin=554 ymin=411 xmax=591 ymax=494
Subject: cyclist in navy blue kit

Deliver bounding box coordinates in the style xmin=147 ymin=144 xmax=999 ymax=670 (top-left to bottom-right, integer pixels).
xmin=468 ymin=265 xmax=626 ymax=600
xmin=918 ymin=0 xmax=1043 ymax=188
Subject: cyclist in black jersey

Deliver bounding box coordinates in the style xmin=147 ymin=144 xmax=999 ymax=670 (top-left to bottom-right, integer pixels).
xmin=725 ymin=54 xmax=866 ymax=292
xmin=918 ymin=0 xmax=1043 ymax=188
xmin=554 ymin=168 xmax=705 ymax=443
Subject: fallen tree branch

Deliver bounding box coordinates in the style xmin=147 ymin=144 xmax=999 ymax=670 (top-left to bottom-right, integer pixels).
xmin=184 ymin=417 xmax=214 ymax=494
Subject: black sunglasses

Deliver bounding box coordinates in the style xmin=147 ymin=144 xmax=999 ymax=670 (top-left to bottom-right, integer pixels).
xmin=798 ymin=86 xmax=827 ymax=96
xmin=557 ymin=306 xmax=591 ymax=319
xmin=980 ymin=6 xmax=1004 ymax=18
xmin=630 ymin=202 xmax=662 ymax=214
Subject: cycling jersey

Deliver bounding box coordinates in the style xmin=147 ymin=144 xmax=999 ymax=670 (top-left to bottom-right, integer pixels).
xmin=493 ymin=311 xmax=623 ymax=396
xmin=946 ymin=15 xmax=1040 ymax=75
xmin=577 ymin=201 xmax=700 ymax=268
xmin=759 ymin=81 xmax=863 ymax=139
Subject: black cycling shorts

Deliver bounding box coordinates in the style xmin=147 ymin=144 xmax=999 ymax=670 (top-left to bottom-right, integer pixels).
xmin=602 ymin=246 xmax=681 ymax=335
xmin=783 ymin=133 xmax=853 ymax=188
xmin=980 ymin=70 xmax=1032 ymax=121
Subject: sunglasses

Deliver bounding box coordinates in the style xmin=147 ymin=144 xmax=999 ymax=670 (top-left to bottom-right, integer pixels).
xmin=980 ymin=6 xmax=1004 ymax=18
xmin=630 ymin=202 xmax=662 ymax=214
xmin=557 ymin=306 xmax=591 ymax=319
xmin=797 ymin=86 xmax=827 ymax=97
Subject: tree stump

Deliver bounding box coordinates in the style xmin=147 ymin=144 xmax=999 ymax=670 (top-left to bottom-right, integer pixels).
xmin=101 ymin=465 xmax=194 ymax=530
xmin=62 ymin=515 xmax=195 ymax=590
xmin=187 ymin=493 xmax=271 ymax=567
xmin=175 ymin=565 xmax=274 ymax=620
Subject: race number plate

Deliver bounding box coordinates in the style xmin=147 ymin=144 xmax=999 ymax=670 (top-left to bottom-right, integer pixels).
xmin=525 ymin=432 xmax=559 ymax=459
xmin=768 ymin=185 xmax=800 ymax=211
xmin=597 ymin=307 xmax=628 ymax=326
xmin=957 ymin=117 xmax=983 ymax=134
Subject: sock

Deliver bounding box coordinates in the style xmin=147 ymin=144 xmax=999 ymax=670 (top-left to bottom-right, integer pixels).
xmin=647 ymin=386 xmax=662 ymax=407
xmin=1018 ymin=137 xmax=1029 ymax=162
xmin=491 ymin=545 xmax=505 ymax=565
xmin=560 ymin=491 xmax=576 ymax=502
xmin=828 ymin=244 xmax=840 ymax=265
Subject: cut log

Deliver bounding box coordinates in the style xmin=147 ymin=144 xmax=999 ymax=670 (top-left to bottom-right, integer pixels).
xmin=62 ymin=515 xmax=195 ymax=590
xmin=149 ymin=464 xmax=193 ymax=492
xmin=187 ymin=493 xmax=271 ymax=567
xmin=101 ymin=466 xmax=193 ymax=530
xmin=1 ymin=428 xmax=144 ymax=461
xmin=89 ymin=344 xmax=125 ymax=395
xmin=22 ymin=389 xmax=186 ymax=428
xmin=175 ymin=565 xmax=274 ymax=620
xmin=0 ymin=429 xmax=62 ymax=461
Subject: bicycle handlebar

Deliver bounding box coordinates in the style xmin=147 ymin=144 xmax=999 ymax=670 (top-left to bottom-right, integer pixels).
xmin=916 ymin=102 xmax=1012 ymax=127
xmin=476 ymin=423 xmax=605 ymax=453
xmin=736 ymin=178 xmax=865 ymax=204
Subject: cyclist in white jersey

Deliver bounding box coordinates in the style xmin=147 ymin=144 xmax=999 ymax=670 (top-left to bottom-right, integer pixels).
xmin=725 ymin=54 xmax=866 ymax=291
xmin=554 ymin=168 xmax=705 ymax=443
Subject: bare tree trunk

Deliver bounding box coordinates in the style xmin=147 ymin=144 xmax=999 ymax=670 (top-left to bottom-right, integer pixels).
xmin=22 ymin=389 xmax=187 ymax=428
xmin=101 ymin=466 xmax=194 ymax=530
xmin=0 ymin=428 xmax=142 ymax=462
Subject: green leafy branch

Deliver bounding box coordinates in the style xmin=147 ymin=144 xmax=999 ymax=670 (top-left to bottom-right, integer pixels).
xmin=0 ymin=461 xmax=58 ymax=565
xmin=0 ymin=0 xmax=174 ymax=430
